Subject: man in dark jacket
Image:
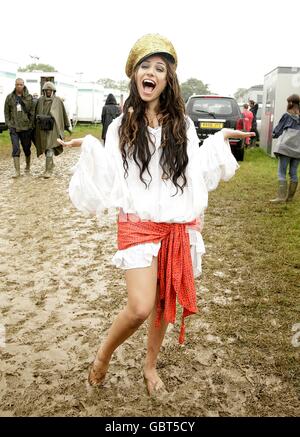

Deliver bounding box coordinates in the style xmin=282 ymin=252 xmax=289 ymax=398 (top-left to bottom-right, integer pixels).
xmin=34 ymin=81 xmax=71 ymax=178
xmin=101 ymin=94 xmax=121 ymax=144
xmin=4 ymin=78 xmax=35 ymax=177
xmin=249 ymin=99 xmax=259 ymax=146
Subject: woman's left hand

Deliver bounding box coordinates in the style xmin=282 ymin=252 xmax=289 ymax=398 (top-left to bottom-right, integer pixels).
xmin=222 ymin=128 xmax=256 ymax=140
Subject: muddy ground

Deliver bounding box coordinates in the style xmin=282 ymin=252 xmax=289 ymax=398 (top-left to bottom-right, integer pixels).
xmin=0 ymin=146 xmax=299 ymax=417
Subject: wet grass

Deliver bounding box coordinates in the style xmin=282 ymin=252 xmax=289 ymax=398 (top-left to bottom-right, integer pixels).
xmin=201 ymin=146 xmax=300 ymax=414
xmin=68 ymin=123 xmax=102 ymax=141
xmin=0 ymin=130 xmax=10 ymax=156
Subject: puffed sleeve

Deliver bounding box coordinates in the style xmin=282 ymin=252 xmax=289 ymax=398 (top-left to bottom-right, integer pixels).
xmin=187 ymin=118 xmax=239 ymax=192
xmin=68 ymin=118 xmax=125 ymax=215
xmin=68 ymin=135 xmax=114 ymax=215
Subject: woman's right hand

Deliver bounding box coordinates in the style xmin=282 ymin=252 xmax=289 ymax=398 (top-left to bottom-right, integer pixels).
xmin=57 ymin=138 xmax=83 ymax=147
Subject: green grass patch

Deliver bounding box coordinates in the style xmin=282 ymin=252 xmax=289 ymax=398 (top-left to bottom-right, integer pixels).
xmin=202 ymin=147 xmax=300 ymax=402
xmin=68 ymin=123 xmax=102 ymax=140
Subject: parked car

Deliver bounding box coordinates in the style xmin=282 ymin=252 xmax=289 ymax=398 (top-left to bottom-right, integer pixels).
xmin=186 ymin=95 xmax=245 ymax=161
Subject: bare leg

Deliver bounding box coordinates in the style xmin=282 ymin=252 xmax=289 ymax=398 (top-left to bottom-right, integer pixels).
xmin=89 ymin=257 xmax=158 ymax=385
xmin=143 ymin=289 xmax=169 ymax=394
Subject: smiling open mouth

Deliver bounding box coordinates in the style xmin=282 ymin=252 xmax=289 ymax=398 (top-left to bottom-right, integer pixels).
xmin=142 ymin=79 xmax=156 ymax=93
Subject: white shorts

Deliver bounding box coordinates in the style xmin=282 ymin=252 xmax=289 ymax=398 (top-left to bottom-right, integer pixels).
xmin=111 ymin=228 xmax=205 ymax=278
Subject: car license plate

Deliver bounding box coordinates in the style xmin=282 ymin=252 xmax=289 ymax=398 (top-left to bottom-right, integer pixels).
xmin=200 ymin=122 xmax=224 ymax=129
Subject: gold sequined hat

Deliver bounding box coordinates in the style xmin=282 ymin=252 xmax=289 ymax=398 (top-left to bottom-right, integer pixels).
xmin=125 ymin=33 xmax=177 ymax=78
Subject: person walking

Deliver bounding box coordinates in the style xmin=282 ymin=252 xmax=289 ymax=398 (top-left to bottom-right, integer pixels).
xmin=34 ymin=81 xmax=71 ymax=178
xmin=4 ymin=78 xmax=34 ymax=177
xmin=101 ymin=93 xmax=121 ymax=144
xmin=270 ymin=94 xmax=300 ymax=203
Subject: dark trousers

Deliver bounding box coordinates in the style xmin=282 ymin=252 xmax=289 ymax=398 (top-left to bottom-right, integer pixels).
xmin=253 ymin=127 xmax=260 ymax=141
xmin=10 ymin=129 xmax=32 ymax=158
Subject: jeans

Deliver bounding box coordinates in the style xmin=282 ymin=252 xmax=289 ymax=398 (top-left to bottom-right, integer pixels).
xmin=10 ymin=128 xmax=32 ymax=157
xmin=278 ymin=155 xmax=300 ymax=183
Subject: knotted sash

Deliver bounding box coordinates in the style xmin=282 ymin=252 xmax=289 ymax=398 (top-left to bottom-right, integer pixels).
xmin=117 ymin=212 xmax=199 ymax=343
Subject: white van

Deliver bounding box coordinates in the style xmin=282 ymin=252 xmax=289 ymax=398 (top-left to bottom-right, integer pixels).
xmin=0 ymin=58 xmax=17 ymax=132
xmin=77 ymin=82 xmax=104 ymax=123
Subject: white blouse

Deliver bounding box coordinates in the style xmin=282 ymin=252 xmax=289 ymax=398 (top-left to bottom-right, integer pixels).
xmin=69 ymin=116 xmax=239 ymax=277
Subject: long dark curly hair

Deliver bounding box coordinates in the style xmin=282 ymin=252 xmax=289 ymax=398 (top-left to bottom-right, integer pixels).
xmin=287 ymin=94 xmax=300 ymax=113
xmin=119 ymin=57 xmax=188 ymax=194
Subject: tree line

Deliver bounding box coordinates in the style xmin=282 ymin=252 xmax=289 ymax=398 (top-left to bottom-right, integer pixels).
xmin=18 ymin=63 xmax=212 ymax=101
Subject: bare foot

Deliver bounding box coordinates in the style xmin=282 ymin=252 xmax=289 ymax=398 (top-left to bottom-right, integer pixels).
xmin=143 ymin=367 xmax=166 ymax=396
xmin=88 ymin=354 xmax=109 ymax=386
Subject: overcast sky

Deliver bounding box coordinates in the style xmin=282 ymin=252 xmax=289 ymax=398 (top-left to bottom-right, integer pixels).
xmin=1 ymin=0 xmax=299 ymax=96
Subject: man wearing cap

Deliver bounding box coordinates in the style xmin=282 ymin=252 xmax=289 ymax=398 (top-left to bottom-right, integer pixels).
xmin=34 ymin=81 xmax=71 ymax=178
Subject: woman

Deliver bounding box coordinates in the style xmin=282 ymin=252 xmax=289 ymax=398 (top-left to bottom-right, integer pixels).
xmin=242 ymin=103 xmax=254 ymax=147
xmin=58 ymin=34 xmax=254 ymax=395
xmin=101 ymin=93 xmax=121 ymax=144
xmin=271 ymin=94 xmax=300 ymax=203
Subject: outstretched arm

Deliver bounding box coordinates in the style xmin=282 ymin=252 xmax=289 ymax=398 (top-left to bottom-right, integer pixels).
xmin=57 ymin=138 xmax=83 ymax=147
xmin=221 ymin=128 xmax=256 ymax=140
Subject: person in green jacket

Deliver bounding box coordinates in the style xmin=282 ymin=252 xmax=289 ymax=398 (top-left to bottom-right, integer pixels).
xmin=34 ymin=81 xmax=71 ymax=178
xmin=4 ymin=78 xmax=35 ymax=178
